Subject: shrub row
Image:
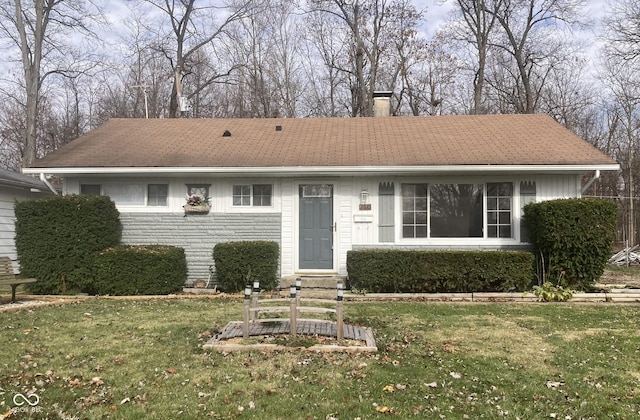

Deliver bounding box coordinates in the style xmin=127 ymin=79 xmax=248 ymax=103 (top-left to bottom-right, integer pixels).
xmin=524 ymin=198 xmax=617 ymax=290
xmin=94 ymin=245 xmax=187 ymax=295
xmin=214 ymin=241 xmax=279 ymax=292
xmin=347 ymin=250 xmax=535 ymax=293
xmin=15 ymin=195 xmax=187 ymax=295
xmin=15 ymin=195 xmax=122 ymax=294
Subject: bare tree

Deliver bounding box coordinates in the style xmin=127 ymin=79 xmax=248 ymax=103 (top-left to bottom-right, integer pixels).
xmin=0 ymin=0 xmax=104 ymax=167
xmin=603 ymin=0 xmax=640 ymax=62
xmin=485 ymin=0 xmax=585 ymax=113
xmin=452 ymin=0 xmax=502 ymax=114
xmin=144 ymin=0 xmax=259 ymax=118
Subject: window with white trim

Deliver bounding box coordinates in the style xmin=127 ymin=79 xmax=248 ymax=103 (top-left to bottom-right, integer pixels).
xmin=147 ymin=184 xmax=168 ymax=206
xmin=85 ymin=183 xmax=169 ymax=206
xmin=399 ymin=182 xmax=514 ymax=239
xmin=80 ymin=184 xmax=101 ymax=195
xmin=233 ymin=184 xmax=272 ymax=207
xmin=487 ymin=182 xmax=513 ymax=238
xmin=401 ymin=183 xmax=428 ymax=238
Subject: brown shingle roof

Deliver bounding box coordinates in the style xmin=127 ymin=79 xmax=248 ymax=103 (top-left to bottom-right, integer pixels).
xmin=28 ymin=114 xmax=617 ymax=169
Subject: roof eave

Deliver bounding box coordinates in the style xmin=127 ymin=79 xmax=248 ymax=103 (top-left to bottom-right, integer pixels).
xmin=23 ymin=164 xmax=621 ymax=177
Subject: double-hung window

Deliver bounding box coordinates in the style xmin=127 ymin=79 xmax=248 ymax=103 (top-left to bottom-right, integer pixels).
xmin=401 ymin=183 xmax=428 ymax=238
xmin=233 ymin=184 xmax=272 ymax=207
xmin=487 ymin=182 xmax=513 ymax=238
xmin=82 ymin=183 xmax=168 ymax=207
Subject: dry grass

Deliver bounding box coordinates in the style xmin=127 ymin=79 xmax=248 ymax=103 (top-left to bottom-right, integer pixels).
xmin=1 ymin=297 xmax=640 ymax=419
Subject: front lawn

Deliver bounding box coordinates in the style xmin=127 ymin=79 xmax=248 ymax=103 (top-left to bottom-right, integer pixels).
xmin=1 ymin=297 xmax=639 ymax=419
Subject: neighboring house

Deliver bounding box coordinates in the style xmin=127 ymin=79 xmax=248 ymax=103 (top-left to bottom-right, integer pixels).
xmin=22 ymin=106 xmax=620 ymax=285
xmin=0 ymin=168 xmax=55 ymax=265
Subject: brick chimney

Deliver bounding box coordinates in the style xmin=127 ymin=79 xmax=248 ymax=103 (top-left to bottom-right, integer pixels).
xmin=373 ymin=91 xmax=393 ymax=117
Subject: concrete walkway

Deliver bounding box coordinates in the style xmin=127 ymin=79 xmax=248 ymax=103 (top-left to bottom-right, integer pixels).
xmin=185 ymin=287 xmax=640 ymax=303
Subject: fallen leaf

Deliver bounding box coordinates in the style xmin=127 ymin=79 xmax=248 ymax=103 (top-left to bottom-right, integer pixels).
xmin=166 ymin=368 xmax=176 ymax=374
xmin=383 ymin=385 xmax=394 ymax=392
xmin=450 ymin=372 xmax=461 ymax=379
xmin=375 ymin=406 xmax=392 ymax=413
xmin=426 ymin=382 xmax=438 ymax=388
xmin=120 ymin=397 xmax=130 ymax=405
xmin=89 ymin=377 xmax=104 ymax=386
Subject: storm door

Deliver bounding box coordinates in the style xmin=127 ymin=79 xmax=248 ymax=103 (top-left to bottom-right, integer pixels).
xmin=299 ymin=184 xmax=334 ymax=270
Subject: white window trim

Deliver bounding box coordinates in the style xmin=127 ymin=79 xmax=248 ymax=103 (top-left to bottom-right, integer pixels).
xmin=395 ymin=178 xmax=521 ymax=245
xmin=79 ymin=181 xmax=172 ymax=212
xmin=226 ymin=181 xmax=278 ymax=212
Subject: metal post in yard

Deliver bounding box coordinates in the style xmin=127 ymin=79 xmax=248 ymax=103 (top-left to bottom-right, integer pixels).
xmin=243 ymin=285 xmax=251 ymax=338
xmin=290 ymin=285 xmax=297 ymax=336
xmin=252 ymin=279 xmax=260 ymax=321
xmin=296 ymin=277 xmax=302 ymax=319
xmin=336 ymin=281 xmax=344 ymax=341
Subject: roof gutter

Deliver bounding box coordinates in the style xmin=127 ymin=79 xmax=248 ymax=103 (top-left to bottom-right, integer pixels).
xmin=39 ymin=173 xmax=58 ymax=195
xmin=581 ymin=170 xmax=600 ymax=195
xmin=22 ymin=164 xmax=621 ymax=177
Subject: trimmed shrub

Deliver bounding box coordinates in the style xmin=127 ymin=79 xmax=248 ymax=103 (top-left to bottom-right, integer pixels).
xmin=94 ymin=245 xmax=187 ymax=295
xmin=523 ymin=198 xmax=617 ymax=290
xmin=14 ymin=195 xmax=121 ymax=294
xmin=214 ymin=241 xmax=279 ymax=292
xmin=347 ymin=250 xmax=534 ymax=293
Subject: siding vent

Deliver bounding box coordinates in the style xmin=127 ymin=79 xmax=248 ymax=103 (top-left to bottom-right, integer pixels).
xmin=275 ymin=125 xmax=282 ymax=131
xmin=222 ymin=130 xmax=231 ymax=137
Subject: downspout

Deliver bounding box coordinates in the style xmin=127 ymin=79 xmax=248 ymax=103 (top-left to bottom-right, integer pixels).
xmin=581 ymin=170 xmax=600 ymax=195
xmin=40 ymin=173 xmax=59 ymax=195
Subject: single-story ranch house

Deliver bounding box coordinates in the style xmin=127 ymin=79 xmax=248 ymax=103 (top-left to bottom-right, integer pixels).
xmin=23 ymin=109 xmax=620 ymax=285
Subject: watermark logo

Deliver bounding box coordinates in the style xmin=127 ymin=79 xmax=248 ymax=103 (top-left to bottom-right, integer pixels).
xmin=11 ymin=393 xmax=42 ymax=414
xmin=13 ymin=393 xmax=39 ymax=407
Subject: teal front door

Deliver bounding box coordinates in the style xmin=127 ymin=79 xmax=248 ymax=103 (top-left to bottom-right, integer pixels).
xmin=299 ymin=184 xmax=333 ymax=270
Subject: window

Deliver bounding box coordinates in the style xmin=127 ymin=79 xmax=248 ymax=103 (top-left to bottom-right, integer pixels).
xmin=186 ymin=184 xmax=210 ymax=198
xmin=430 ymin=184 xmax=483 ymax=237
xmin=233 ymin=185 xmax=251 ymax=206
xmin=98 ymin=183 xmax=168 ymax=206
xmin=487 ymin=183 xmax=513 ymax=238
xmin=80 ymin=184 xmax=101 ymax=195
xmin=402 ymin=183 xmax=428 ymax=238
xmin=233 ymin=184 xmax=272 ymax=206
xmin=103 ymin=184 xmax=145 ymax=205
xmin=148 ymin=184 xmax=168 ymax=206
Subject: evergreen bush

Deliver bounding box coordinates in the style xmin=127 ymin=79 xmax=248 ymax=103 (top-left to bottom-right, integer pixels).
xmin=347 ymin=250 xmax=534 ymax=293
xmin=14 ymin=195 xmax=121 ymax=294
xmin=523 ymin=198 xmax=617 ymax=290
xmin=213 ymin=241 xmax=279 ymax=292
xmin=93 ymin=245 xmax=187 ymax=295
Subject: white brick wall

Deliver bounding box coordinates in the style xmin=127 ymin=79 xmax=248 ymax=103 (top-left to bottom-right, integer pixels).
xmin=120 ymin=213 xmax=281 ymax=285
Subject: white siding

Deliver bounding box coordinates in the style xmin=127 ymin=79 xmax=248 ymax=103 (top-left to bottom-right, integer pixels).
xmin=280 ymin=179 xmax=295 ymax=277
xmin=63 ymin=173 xmax=585 ymax=278
xmin=0 ymin=187 xmax=49 ymax=262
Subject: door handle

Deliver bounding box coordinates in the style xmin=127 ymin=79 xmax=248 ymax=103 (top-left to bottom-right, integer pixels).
xmin=332 ymin=222 xmax=337 ymax=232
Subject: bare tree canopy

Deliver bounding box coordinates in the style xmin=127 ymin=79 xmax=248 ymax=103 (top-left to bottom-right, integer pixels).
xmin=0 ymin=0 xmax=105 ymax=167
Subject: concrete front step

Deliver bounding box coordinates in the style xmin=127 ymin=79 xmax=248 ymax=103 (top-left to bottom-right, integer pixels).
xmin=279 ymin=275 xmax=346 ymax=290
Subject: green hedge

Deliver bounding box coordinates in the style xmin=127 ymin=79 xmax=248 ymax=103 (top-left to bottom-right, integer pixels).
xmin=213 ymin=241 xmax=279 ymax=292
xmin=347 ymin=250 xmax=535 ymax=293
xmin=94 ymin=245 xmax=187 ymax=295
xmin=14 ymin=195 xmax=121 ymax=294
xmin=524 ymin=198 xmax=617 ymax=290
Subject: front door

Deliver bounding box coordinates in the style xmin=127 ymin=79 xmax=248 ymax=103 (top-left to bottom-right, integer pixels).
xmin=299 ymin=184 xmax=333 ymax=270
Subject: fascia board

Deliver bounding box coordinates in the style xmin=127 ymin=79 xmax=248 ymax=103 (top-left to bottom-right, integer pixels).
xmin=23 ymin=164 xmax=621 ymax=177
